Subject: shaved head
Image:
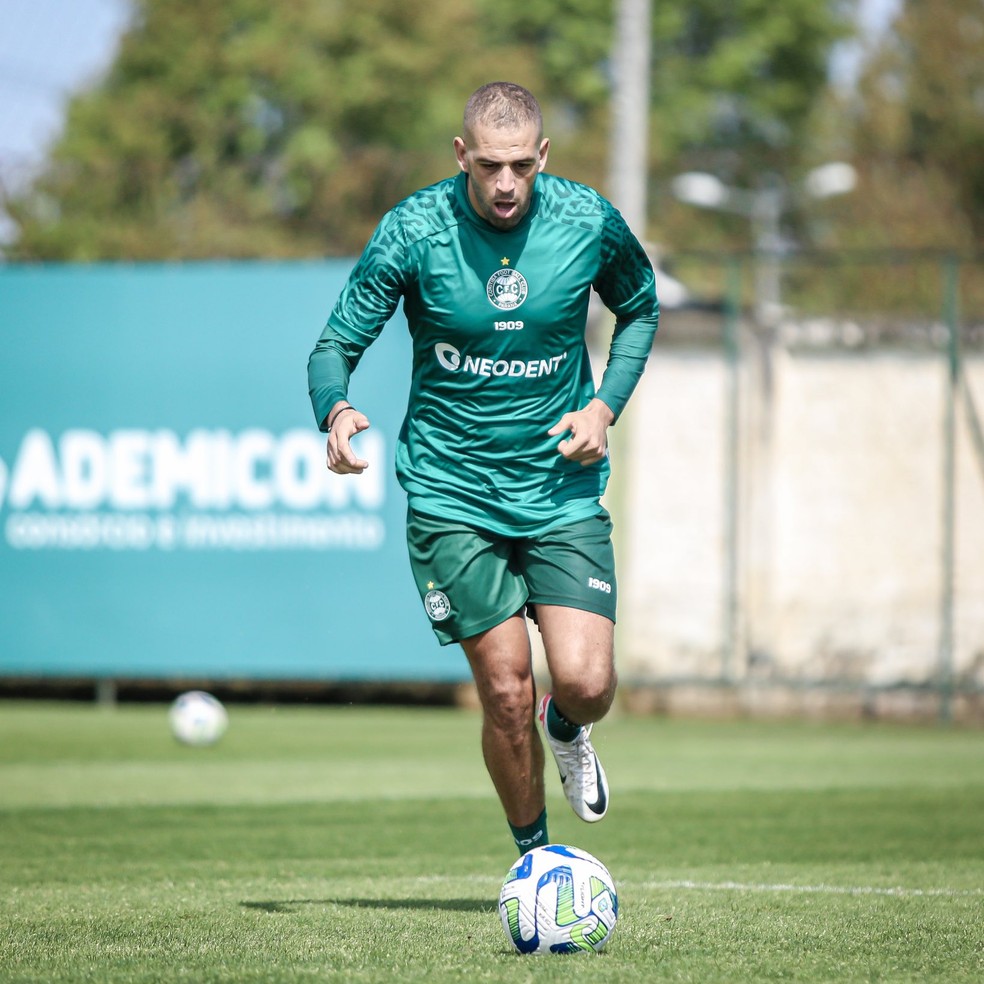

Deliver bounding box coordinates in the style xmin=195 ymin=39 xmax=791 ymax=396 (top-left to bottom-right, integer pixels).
xmin=463 ymin=82 xmax=543 ymax=141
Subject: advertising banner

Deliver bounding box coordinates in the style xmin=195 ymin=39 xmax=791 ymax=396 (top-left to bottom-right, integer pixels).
xmin=0 ymin=262 xmax=459 ymax=681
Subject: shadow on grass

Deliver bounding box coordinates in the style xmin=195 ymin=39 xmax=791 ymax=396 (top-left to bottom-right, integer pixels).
xmin=242 ymin=898 xmax=494 ymax=914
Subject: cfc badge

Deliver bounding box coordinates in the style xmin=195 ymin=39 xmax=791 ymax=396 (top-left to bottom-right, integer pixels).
xmin=486 ymin=266 xmax=529 ymax=311
xmin=424 ymin=589 xmax=452 ymax=622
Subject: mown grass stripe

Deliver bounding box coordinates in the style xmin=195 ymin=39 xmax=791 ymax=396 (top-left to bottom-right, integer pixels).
xmin=638 ymin=879 xmax=984 ymax=898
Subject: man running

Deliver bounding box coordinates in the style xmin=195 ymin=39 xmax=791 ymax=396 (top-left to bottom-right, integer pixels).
xmin=308 ymin=81 xmax=659 ymax=854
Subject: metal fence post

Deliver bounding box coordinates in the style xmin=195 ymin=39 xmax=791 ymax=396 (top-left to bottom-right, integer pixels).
xmin=722 ymin=258 xmax=742 ymax=681
xmin=938 ymin=255 xmax=960 ymax=724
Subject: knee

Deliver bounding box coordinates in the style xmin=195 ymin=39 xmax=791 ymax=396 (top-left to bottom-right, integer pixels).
xmin=479 ymin=669 xmax=536 ymax=732
xmin=552 ymin=664 xmax=617 ymax=722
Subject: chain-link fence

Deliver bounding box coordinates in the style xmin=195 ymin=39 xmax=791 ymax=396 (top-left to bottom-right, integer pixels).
xmin=610 ymin=252 xmax=984 ymax=722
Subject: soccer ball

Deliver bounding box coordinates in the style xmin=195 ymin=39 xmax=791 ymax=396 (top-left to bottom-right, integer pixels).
xmin=168 ymin=690 xmax=228 ymax=746
xmin=499 ymin=844 xmax=618 ymax=955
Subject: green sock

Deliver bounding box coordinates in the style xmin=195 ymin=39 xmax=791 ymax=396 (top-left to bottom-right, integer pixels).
xmin=509 ymin=808 xmax=549 ymax=855
xmin=546 ymin=698 xmax=583 ymax=742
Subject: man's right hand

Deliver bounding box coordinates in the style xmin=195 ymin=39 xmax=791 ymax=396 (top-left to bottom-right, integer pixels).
xmin=325 ymin=404 xmax=371 ymax=474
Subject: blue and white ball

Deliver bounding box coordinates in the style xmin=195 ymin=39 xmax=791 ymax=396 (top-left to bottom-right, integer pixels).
xmin=168 ymin=690 xmax=228 ymax=746
xmin=499 ymin=844 xmax=618 ymax=954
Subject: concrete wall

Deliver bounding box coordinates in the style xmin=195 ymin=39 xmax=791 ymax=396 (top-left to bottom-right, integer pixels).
xmin=610 ymin=341 xmax=984 ymax=709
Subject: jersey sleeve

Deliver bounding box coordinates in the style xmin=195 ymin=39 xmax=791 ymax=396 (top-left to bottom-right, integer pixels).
xmin=592 ymin=204 xmax=660 ymax=421
xmin=307 ymin=211 xmax=410 ymax=430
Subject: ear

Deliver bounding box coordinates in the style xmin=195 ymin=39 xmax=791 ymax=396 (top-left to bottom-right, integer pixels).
xmin=537 ymin=137 xmax=550 ymax=172
xmin=453 ymin=136 xmax=468 ymax=172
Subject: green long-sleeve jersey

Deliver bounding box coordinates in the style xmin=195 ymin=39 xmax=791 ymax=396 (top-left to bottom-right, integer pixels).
xmin=308 ymin=170 xmax=659 ymax=537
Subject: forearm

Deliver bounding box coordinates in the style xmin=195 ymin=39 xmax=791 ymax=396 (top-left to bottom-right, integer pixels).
xmin=307 ymin=338 xmax=356 ymax=431
xmin=308 ymin=213 xmax=408 ymax=430
xmin=595 ymin=307 xmax=659 ymax=420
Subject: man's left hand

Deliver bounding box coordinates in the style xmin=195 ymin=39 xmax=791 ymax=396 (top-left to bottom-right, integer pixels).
xmin=548 ymin=398 xmax=615 ymax=466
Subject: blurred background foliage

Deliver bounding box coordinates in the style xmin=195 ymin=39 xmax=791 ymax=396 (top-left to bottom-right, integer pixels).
xmin=4 ymin=0 xmax=983 ymax=302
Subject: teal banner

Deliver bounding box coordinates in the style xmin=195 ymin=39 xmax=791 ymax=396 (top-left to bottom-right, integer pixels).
xmin=0 ymin=263 xmax=457 ymax=681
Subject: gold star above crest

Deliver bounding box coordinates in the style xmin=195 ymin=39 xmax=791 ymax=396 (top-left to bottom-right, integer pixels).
xmin=427 ymin=581 xmax=435 ymax=590
xmin=500 ymin=257 xmax=510 ymax=266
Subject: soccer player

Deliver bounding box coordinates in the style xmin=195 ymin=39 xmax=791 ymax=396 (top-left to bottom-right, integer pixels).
xmin=308 ymin=82 xmax=659 ymax=855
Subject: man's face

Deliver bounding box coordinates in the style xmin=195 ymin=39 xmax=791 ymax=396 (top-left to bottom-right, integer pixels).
xmin=453 ymin=121 xmax=549 ymax=230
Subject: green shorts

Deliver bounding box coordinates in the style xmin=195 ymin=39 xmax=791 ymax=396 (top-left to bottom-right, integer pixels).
xmin=406 ymin=508 xmax=617 ymax=646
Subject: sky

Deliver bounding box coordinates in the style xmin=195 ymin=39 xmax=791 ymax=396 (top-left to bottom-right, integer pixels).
xmin=0 ymin=0 xmax=130 ymax=183
xmin=0 ymin=0 xmax=903 ymax=243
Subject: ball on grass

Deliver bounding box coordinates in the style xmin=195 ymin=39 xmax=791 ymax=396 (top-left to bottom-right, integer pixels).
xmin=499 ymin=844 xmax=618 ymax=954
xmin=168 ymin=690 xmax=228 ymax=746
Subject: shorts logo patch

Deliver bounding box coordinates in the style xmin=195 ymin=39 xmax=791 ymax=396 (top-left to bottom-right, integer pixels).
xmin=486 ymin=267 xmax=528 ymax=311
xmin=424 ymin=589 xmax=452 ymax=622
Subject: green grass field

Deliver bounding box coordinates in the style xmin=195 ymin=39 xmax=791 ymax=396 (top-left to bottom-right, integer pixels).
xmin=1 ymin=700 xmax=981 ymax=983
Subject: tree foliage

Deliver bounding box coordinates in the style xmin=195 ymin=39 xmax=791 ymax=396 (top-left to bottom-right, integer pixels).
xmin=8 ymin=0 xmax=859 ymax=260
xmin=650 ymin=0 xmax=850 ymax=173
xmin=8 ymin=0 xmax=543 ymax=258
xmin=844 ymin=0 xmax=984 ymax=248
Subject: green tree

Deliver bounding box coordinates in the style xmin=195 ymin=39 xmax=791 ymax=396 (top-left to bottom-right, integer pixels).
xmin=6 ymin=0 xmax=855 ymax=260
xmin=652 ymin=0 xmax=850 ymax=169
xmin=648 ymin=0 xmax=855 ymax=255
xmin=7 ymin=0 xmax=542 ymax=259
xmin=499 ymin=0 xmax=854 ymax=240
xmin=845 ymin=0 xmax=984 ymax=248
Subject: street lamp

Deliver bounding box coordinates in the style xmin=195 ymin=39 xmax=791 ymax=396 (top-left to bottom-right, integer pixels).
xmin=671 ymin=163 xmax=856 ymax=327
xmin=803 ymin=162 xmax=857 ymax=200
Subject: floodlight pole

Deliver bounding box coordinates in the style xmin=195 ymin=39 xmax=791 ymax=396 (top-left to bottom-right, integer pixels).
xmin=607 ymin=0 xmax=651 ymax=687
xmin=609 ymin=0 xmax=651 ymax=237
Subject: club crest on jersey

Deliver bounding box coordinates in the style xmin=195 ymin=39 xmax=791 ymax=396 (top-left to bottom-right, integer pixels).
xmin=424 ymin=589 xmax=452 ymax=622
xmin=486 ymin=266 xmax=528 ymax=311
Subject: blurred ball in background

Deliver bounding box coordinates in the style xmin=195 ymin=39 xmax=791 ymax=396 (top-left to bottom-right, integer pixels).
xmin=168 ymin=690 xmax=228 ymax=746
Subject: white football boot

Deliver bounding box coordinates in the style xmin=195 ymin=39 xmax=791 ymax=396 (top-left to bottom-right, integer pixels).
xmin=537 ymin=693 xmax=609 ymax=822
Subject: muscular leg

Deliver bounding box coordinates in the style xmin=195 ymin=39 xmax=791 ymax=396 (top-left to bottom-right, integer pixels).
xmin=460 ymin=612 xmax=546 ymax=826
xmin=535 ymin=605 xmax=616 ymax=725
